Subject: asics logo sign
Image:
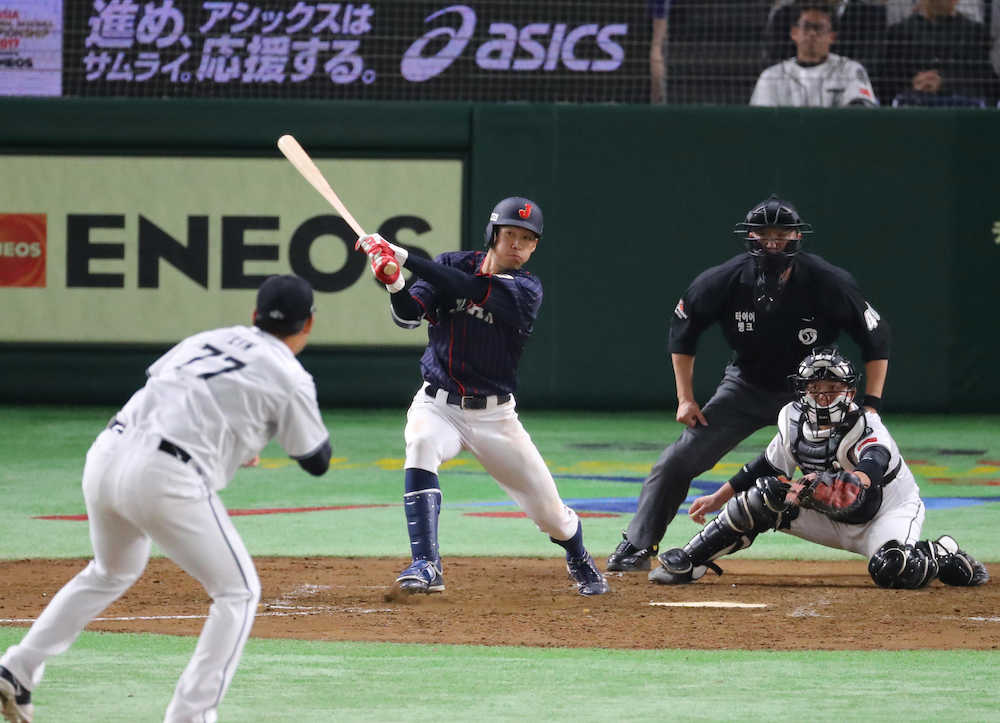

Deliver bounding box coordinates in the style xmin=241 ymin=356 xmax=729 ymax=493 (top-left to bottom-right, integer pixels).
xmin=401 ymin=5 xmax=477 ymax=82
xmin=401 ymin=5 xmax=628 ymax=82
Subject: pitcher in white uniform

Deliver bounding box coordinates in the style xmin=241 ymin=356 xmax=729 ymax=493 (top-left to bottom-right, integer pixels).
xmin=648 ymin=347 xmax=989 ymax=589
xmin=0 ymin=275 xmax=331 ymax=723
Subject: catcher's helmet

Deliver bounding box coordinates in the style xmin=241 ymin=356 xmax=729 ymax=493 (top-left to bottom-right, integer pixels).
xmin=483 ymin=196 xmax=543 ymax=249
xmin=790 ymin=347 xmax=859 ymax=428
xmin=733 ymin=195 xmax=813 ymax=257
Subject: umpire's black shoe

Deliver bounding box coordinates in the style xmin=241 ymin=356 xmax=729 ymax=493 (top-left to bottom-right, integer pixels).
xmin=606 ymin=533 xmax=658 ymax=572
xmin=0 ymin=664 xmax=33 ymax=723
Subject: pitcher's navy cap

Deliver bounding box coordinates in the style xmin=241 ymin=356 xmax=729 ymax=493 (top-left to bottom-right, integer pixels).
xmin=256 ymin=275 xmax=315 ymax=323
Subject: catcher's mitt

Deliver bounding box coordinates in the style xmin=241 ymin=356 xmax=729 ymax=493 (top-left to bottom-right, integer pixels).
xmin=786 ymin=470 xmax=875 ymax=524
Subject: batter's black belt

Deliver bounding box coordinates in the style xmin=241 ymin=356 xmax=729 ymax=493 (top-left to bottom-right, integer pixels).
xmin=424 ymin=384 xmax=511 ymax=410
xmin=107 ymin=417 xmax=202 ymax=473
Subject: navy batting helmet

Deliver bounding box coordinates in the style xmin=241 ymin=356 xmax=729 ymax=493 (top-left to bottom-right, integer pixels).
xmin=733 ymin=195 xmax=813 ymax=257
xmin=483 ymin=197 xmax=543 ymax=249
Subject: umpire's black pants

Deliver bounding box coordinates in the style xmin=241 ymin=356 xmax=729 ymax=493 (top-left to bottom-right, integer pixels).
xmin=625 ymin=365 xmax=794 ymax=550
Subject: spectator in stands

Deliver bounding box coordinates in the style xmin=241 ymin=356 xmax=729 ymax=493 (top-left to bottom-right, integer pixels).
xmin=751 ymin=3 xmax=879 ymax=106
xmin=650 ymin=0 xmax=671 ymax=104
xmin=763 ymin=1 xmax=888 ymax=73
xmin=883 ymin=0 xmax=998 ymax=106
xmin=887 ymin=0 xmax=983 ymax=26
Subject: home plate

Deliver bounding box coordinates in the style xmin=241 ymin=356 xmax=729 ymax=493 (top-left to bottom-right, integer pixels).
xmin=649 ymin=601 xmax=767 ymax=609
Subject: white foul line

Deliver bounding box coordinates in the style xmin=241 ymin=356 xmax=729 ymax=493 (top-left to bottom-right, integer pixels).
xmin=649 ymin=601 xmax=768 ymax=609
xmin=0 ymin=605 xmax=394 ymax=624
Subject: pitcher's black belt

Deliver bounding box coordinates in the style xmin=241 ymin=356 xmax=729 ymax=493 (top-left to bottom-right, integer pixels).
xmin=425 ymin=384 xmax=510 ymax=410
xmin=158 ymin=438 xmax=191 ymax=464
xmin=108 ymin=418 xmax=200 ymax=471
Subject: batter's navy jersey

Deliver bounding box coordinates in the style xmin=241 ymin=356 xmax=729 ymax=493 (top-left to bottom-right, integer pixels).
xmin=408 ymin=251 xmax=542 ymax=396
xmin=669 ymin=252 xmax=890 ymax=391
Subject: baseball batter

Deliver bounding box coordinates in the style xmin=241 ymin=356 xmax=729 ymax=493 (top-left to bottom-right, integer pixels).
xmin=354 ymin=197 xmax=608 ymax=597
xmin=650 ymin=348 xmax=989 ymax=589
xmin=0 ymin=275 xmax=331 ymax=723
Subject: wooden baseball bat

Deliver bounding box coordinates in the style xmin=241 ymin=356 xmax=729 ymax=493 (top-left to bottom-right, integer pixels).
xmin=276 ymin=134 xmax=398 ymax=276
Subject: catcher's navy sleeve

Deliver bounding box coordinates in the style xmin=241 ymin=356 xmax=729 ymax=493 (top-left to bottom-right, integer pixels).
xmin=728 ymin=453 xmax=786 ymax=493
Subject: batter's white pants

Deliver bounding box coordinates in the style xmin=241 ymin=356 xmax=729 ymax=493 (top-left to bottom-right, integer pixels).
xmin=0 ymin=428 xmax=260 ymax=723
xmin=784 ymin=476 xmax=925 ymax=558
xmin=404 ymin=384 xmax=580 ymax=541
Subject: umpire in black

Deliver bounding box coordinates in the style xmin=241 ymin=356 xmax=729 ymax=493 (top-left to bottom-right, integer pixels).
xmin=608 ymin=195 xmax=890 ymax=571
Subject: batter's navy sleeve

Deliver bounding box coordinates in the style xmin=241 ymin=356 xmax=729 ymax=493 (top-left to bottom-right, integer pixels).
xmin=389 ymin=283 xmax=423 ymax=327
xmin=296 ymin=439 xmax=331 ymax=476
xmin=477 ymin=272 xmax=542 ymax=332
xmin=405 ymin=252 xmax=539 ymax=330
xmin=404 ymin=254 xmax=490 ymax=302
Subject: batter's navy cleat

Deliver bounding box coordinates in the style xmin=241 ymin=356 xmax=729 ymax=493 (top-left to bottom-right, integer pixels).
xmin=566 ymin=551 xmax=609 ymax=596
xmin=0 ymin=665 xmax=32 ymax=723
xmin=606 ymin=533 xmax=658 ymax=572
xmin=394 ymin=559 xmax=444 ymax=594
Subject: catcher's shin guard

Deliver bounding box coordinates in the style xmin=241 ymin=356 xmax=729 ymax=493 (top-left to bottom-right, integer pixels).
xmin=868 ymin=540 xmax=937 ymax=589
xmin=931 ymin=535 xmax=990 ymax=586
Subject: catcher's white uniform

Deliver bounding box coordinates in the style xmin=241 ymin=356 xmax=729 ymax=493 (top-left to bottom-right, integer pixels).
xmin=1 ymin=324 xmax=328 ymax=723
xmin=750 ymin=53 xmax=879 ymax=107
xmin=766 ymin=403 xmax=924 ymax=558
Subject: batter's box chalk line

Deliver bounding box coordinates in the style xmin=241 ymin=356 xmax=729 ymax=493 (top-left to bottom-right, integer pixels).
xmin=649 ymin=601 xmax=767 ymax=609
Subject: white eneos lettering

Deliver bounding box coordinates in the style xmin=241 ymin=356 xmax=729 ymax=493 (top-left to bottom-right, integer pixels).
xmin=0 ymin=241 xmax=41 ymax=258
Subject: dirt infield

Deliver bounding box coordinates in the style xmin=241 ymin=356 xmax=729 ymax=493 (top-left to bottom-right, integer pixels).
xmin=1 ymin=557 xmax=996 ymax=651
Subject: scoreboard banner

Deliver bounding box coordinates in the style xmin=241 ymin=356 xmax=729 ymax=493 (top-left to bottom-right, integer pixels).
xmin=0 ymin=0 xmax=62 ymax=96
xmin=63 ymin=0 xmax=649 ymax=102
xmin=0 ymin=154 xmax=462 ymax=345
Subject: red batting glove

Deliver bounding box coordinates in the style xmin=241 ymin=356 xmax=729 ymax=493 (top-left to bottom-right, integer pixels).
xmin=371 ymin=252 xmax=400 ymax=285
xmin=355 ymin=233 xmax=392 ymax=257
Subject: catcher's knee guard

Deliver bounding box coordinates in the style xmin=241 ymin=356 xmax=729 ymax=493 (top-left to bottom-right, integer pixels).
xmin=931 ymin=535 xmax=990 ymax=586
xmin=681 ymin=478 xmax=787 ymax=568
xmin=868 ymin=540 xmax=938 ymax=589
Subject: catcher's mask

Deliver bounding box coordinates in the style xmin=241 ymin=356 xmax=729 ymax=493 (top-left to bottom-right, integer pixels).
xmin=790 ymin=347 xmax=859 ymax=428
xmin=483 ymin=196 xmax=543 ymax=249
xmin=733 ymin=195 xmax=813 ymax=311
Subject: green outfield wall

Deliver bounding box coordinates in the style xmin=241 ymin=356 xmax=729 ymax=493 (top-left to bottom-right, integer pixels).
xmin=0 ymin=98 xmax=997 ymax=412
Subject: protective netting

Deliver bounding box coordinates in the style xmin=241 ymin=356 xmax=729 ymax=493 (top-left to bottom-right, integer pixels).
xmin=2 ymin=0 xmax=999 ymax=106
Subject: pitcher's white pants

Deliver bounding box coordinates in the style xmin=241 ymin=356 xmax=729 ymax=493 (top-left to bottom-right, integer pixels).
xmin=404 ymin=384 xmax=579 ymax=541
xmin=0 ymin=428 xmax=260 ymax=723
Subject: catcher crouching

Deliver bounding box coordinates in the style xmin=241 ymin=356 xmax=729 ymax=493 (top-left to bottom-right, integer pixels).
xmin=649 ymin=347 xmax=989 ymax=589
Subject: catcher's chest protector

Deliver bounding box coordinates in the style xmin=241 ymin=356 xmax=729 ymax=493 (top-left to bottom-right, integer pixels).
xmin=789 ymin=408 xmax=866 ymax=474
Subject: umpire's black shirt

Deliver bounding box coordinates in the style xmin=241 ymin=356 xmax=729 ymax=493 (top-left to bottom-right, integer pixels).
xmin=669 ymin=252 xmax=890 ymax=391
